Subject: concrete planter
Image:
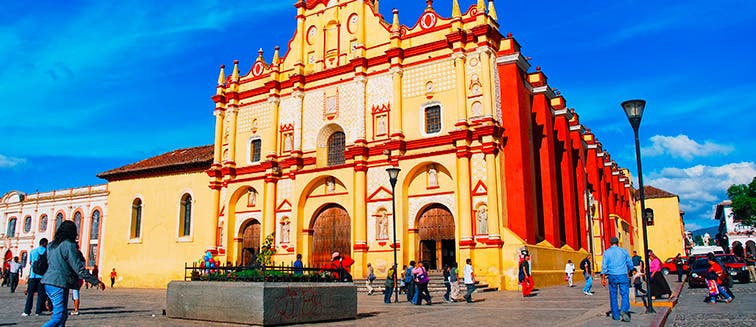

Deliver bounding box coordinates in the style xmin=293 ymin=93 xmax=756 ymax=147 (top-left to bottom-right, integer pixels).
xmin=167 ymin=281 xmax=357 ymax=326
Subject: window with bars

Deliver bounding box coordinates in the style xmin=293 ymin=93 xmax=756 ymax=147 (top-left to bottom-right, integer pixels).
xmin=250 ymin=139 xmax=262 ymax=163
xmin=90 ymin=210 xmax=100 ymax=240
xmin=424 ymin=105 xmax=441 ymax=134
xmin=327 ymin=132 xmax=345 ymax=166
xmin=180 ymin=194 xmax=192 ymax=237
xmin=39 ymin=215 xmax=48 ymax=232
xmin=23 ymin=216 xmax=32 ymax=233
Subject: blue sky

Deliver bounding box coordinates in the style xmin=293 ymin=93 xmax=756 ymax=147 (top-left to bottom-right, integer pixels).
xmin=1 ymin=0 xmax=755 ymax=231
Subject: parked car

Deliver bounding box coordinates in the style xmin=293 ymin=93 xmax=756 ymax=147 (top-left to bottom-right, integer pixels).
xmin=688 ymin=257 xmax=732 ymax=288
xmin=715 ymin=254 xmax=750 ymax=284
xmin=661 ymin=257 xmax=689 ymax=275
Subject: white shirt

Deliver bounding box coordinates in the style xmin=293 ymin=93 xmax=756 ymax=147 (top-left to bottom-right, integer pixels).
xmin=565 ymin=262 xmax=575 ymax=274
xmin=9 ymin=261 xmax=22 ymax=273
xmin=463 ymin=264 xmax=474 ymax=284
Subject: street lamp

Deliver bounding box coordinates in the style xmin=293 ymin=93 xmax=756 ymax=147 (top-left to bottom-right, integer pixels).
xmin=621 ymin=99 xmax=655 ymax=314
xmin=386 ymin=167 xmax=401 ymax=303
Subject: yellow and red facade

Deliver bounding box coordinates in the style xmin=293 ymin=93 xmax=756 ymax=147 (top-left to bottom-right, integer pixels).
xmin=204 ymin=0 xmax=636 ymax=290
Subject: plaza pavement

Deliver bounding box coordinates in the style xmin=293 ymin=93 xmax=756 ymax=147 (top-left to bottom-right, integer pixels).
xmin=1 ymin=277 xmax=682 ymax=327
xmin=666 ymin=279 xmax=756 ymax=326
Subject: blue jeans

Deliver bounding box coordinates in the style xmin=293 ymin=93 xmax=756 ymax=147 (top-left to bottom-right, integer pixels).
xmin=384 ymin=283 xmax=394 ymax=303
xmin=42 ymin=285 xmax=69 ymax=327
xmin=608 ymin=274 xmax=630 ymax=320
xmin=583 ymin=273 xmax=593 ymax=293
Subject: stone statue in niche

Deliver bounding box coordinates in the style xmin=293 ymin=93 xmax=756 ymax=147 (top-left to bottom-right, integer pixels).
xmin=476 ymin=205 xmax=488 ymax=235
xmin=326 ymin=177 xmax=336 ymax=193
xmin=428 ymin=165 xmax=438 ymax=188
xmin=377 ymin=115 xmax=387 ymax=135
xmin=376 ymin=211 xmax=389 ymax=240
xmin=248 ymin=189 xmax=257 ymax=207
xmin=280 ymin=219 xmax=290 ymax=243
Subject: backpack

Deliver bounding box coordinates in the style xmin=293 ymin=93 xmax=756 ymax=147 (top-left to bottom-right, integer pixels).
xmin=32 ymin=250 xmax=48 ymax=275
xmin=405 ymin=268 xmax=414 ymax=283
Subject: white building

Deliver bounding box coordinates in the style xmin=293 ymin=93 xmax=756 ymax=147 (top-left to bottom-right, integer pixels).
xmin=714 ymin=200 xmax=756 ymax=258
xmin=1 ymin=186 xmax=108 ymax=279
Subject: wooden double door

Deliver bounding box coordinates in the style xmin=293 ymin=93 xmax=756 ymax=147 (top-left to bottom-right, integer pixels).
xmin=418 ymin=205 xmax=456 ymax=270
xmin=311 ymin=205 xmax=351 ymax=268
xmin=241 ymin=220 xmax=261 ymax=266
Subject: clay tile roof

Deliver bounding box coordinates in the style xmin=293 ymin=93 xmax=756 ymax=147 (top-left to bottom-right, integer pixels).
xmin=97 ymin=145 xmax=214 ymax=181
xmin=643 ymin=185 xmax=677 ymax=199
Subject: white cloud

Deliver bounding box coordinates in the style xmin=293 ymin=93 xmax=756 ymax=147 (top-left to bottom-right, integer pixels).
xmin=642 ymin=134 xmax=733 ymax=160
xmin=684 ymin=222 xmax=702 ymax=232
xmin=0 ymin=154 xmax=26 ymax=168
xmin=646 ymin=162 xmax=756 ymax=214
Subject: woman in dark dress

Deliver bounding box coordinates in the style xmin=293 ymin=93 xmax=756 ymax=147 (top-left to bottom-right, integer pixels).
xmin=648 ymin=250 xmax=672 ymax=299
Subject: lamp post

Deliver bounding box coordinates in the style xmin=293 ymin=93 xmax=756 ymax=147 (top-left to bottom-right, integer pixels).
xmin=621 ymin=99 xmax=654 ymax=314
xmin=386 ymin=167 xmax=401 ymax=303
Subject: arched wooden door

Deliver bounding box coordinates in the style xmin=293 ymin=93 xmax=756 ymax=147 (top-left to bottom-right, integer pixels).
xmin=241 ymin=220 xmax=261 ymax=266
xmin=311 ymin=205 xmax=351 ymax=268
xmin=417 ymin=204 xmax=455 ymax=270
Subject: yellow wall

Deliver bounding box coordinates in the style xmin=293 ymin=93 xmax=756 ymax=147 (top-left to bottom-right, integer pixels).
xmin=100 ymin=171 xmax=215 ymax=288
xmin=637 ymin=196 xmax=685 ymax=262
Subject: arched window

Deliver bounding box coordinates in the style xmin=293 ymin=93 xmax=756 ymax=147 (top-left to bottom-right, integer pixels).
xmin=327 ymin=131 xmax=345 ymax=166
xmin=54 ymin=212 xmax=64 ymax=232
xmin=23 ymin=216 xmax=32 ymax=233
xmin=179 ymin=194 xmax=192 ymax=237
xmin=90 ymin=210 xmax=100 ymax=240
xmin=6 ymin=218 xmax=17 ymax=237
xmin=39 ymin=215 xmax=48 ymax=232
xmin=20 ymin=251 xmax=28 ymax=267
xmin=131 ymin=198 xmax=143 ymax=239
xmin=74 ymin=211 xmax=82 ymax=236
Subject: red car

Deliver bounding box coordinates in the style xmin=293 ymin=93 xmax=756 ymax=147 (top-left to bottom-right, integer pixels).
xmin=661 ymin=257 xmax=690 ymax=275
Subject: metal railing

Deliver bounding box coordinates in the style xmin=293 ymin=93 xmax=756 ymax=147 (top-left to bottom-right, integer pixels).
xmin=184 ymin=262 xmax=347 ymax=283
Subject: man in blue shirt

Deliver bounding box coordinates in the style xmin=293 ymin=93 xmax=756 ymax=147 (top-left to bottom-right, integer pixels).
xmin=292 ymin=253 xmax=303 ymax=275
xmin=601 ymin=237 xmax=635 ymax=322
xmin=23 ymin=238 xmax=48 ymax=316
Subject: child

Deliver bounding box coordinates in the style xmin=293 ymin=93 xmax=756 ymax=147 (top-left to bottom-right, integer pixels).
xmin=706 ymin=272 xmax=719 ymax=303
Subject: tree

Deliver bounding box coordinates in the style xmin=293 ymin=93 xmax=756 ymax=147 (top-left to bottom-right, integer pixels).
xmin=727 ymin=177 xmax=756 ymax=227
xmin=693 ymin=235 xmax=704 ymax=246
xmin=256 ymin=233 xmax=277 ymax=266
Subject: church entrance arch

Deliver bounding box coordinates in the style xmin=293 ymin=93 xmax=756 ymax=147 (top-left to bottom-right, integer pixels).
xmin=311 ymin=205 xmax=351 ymax=269
xmin=241 ymin=219 xmax=261 ymax=266
xmin=417 ymin=204 xmax=455 ymax=270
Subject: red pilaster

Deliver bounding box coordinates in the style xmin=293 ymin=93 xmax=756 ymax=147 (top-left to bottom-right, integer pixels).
xmin=497 ymin=58 xmax=538 ymax=244
xmin=571 ymin=128 xmax=588 ymax=251
xmin=530 ymin=83 xmax=561 ymax=246
xmin=555 ymin=112 xmax=578 ymax=249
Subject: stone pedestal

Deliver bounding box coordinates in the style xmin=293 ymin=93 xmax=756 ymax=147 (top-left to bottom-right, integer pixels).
xmin=167 ymin=281 xmax=357 ymax=326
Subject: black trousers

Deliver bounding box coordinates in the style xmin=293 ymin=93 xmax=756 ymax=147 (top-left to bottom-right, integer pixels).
xmin=24 ymin=278 xmax=47 ymax=314
xmin=9 ymin=273 xmax=19 ymax=293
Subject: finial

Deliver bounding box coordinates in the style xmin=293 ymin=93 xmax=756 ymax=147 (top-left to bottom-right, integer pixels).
xmin=488 ymin=0 xmax=498 ymax=20
xmin=477 ymin=0 xmax=486 ymax=12
xmin=391 ymin=9 xmax=400 ymax=32
xmin=507 ymin=32 xmax=513 ymax=38
xmin=231 ymin=60 xmax=240 ymax=82
xmin=272 ymin=46 xmax=281 ymax=65
xmin=217 ymin=64 xmax=226 ymax=86
xmin=257 ymin=48 xmax=264 ymax=61
xmin=426 ymin=0 xmax=433 ymax=9
xmin=535 ymin=66 xmax=541 ymax=72
xmin=452 ymin=0 xmax=461 ymax=18
xmin=373 ymin=0 xmax=380 ymax=13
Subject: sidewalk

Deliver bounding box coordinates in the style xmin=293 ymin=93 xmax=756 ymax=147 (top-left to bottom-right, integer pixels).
xmin=0 ymin=280 xmax=669 ymax=326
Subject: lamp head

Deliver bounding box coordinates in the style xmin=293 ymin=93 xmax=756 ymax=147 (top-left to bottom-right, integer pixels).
xmin=386 ymin=167 xmax=401 ymax=187
xmin=621 ymin=99 xmax=646 ymax=130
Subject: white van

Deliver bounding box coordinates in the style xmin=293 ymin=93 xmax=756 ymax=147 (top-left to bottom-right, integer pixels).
xmin=689 ymin=245 xmax=725 ymax=256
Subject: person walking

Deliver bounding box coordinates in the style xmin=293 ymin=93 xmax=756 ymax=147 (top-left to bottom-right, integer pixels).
xmin=383 ymin=265 xmax=395 ymax=304
xmin=404 ymin=261 xmax=416 ymax=303
xmin=40 ymin=221 xmax=105 ymax=327
xmin=9 ymin=256 xmax=22 ymax=293
xmin=442 ymin=264 xmax=452 ymax=303
xmin=600 ymin=237 xmax=634 ymax=322
xmin=366 ymin=263 xmax=375 ymax=295
xmin=519 ymin=254 xmax=533 ymax=297
xmin=580 ymin=254 xmax=593 ymax=296
xmin=87 ymin=265 xmax=100 ymax=289
xmin=565 ymin=260 xmax=575 ymax=287
xmin=292 ymin=254 xmax=303 ymax=275
xmin=413 ymin=261 xmax=432 ymax=305
xmin=110 ymin=268 xmax=118 ymax=288
xmin=648 ymin=250 xmax=672 ymax=299
xmin=23 ymin=238 xmax=49 ymax=316
xmin=463 ymin=258 xmax=476 ymax=303
xmin=674 ymin=253 xmax=685 ymax=282
xmin=449 ymin=262 xmax=460 ymax=302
